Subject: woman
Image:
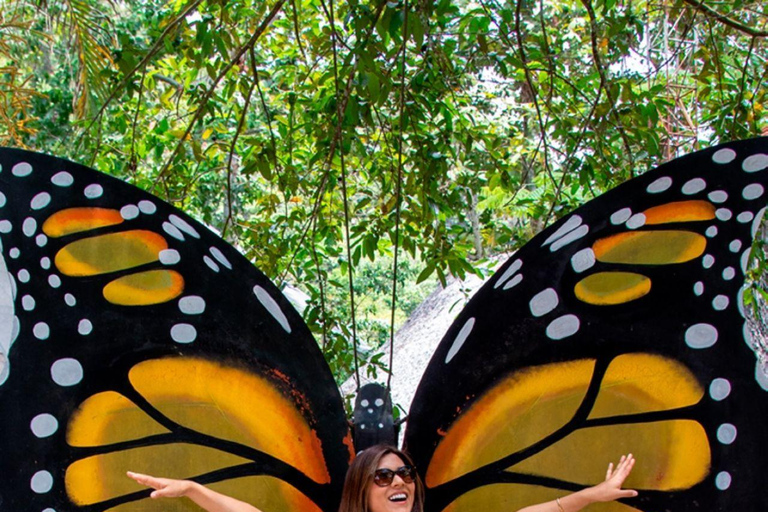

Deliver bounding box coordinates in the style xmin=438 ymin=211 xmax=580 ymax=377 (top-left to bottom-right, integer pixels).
xmin=128 ymin=445 xmax=637 ymax=512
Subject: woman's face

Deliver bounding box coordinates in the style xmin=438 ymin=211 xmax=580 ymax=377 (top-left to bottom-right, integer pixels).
xmin=367 ymin=453 xmax=416 ymax=512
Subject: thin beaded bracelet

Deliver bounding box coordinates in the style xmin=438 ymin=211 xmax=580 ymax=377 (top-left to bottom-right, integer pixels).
xmin=555 ymin=497 xmax=565 ymax=512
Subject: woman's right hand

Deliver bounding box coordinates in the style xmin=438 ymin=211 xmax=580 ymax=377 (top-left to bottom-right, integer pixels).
xmin=127 ymin=471 xmax=195 ymax=499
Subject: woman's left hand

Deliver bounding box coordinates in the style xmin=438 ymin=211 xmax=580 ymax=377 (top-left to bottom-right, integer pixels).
xmin=589 ymin=454 xmax=638 ymax=502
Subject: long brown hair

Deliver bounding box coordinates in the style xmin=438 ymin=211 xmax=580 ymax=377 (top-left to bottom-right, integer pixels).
xmin=337 ymin=445 xmax=425 ymax=512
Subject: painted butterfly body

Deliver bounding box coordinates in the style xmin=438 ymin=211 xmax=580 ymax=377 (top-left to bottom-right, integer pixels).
xmin=0 ymin=139 xmax=766 ymax=512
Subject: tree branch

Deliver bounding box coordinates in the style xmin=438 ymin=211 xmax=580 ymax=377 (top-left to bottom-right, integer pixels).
xmin=682 ymin=0 xmax=768 ymax=38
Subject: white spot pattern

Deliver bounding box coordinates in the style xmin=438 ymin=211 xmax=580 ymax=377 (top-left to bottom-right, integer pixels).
xmin=162 ymin=222 xmax=184 ymax=241
xmin=12 ymin=162 xmax=32 ymax=177
xmin=712 ymin=295 xmax=729 ymax=311
xmin=625 ymin=214 xmax=646 ymax=229
xmin=51 ymin=171 xmax=74 ymax=186
xmin=709 ymin=378 xmax=731 ymax=401
xmin=647 ymin=176 xmax=672 ymax=193
xmin=253 ymin=285 xmax=292 ymax=333
xmin=529 ymin=288 xmax=559 ymax=317
xmin=717 ymin=423 xmax=737 ymax=445
xmin=31 ymin=192 xmax=51 ymax=210
xmin=445 ymin=317 xmax=475 ymax=364
xmin=546 ymin=315 xmax=580 ymax=340
xmin=51 ymin=358 xmax=83 ymax=386
xmin=30 ymin=413 xmax=58 ymax=438
xmin=742 ymin=183 xmax=764 ymax=200
xmin=210 ymin=247 xmax=232 ymax=269
xmin=682 ymin=178 xmax=706 ymax=195
xmin=715 ymin=208 xmax=732 ymax=221
xmin=708 ymin=190 xmax=728 ymax=203
xmin=712 ymin=148 xmax=736 ymax=164
xmin=78 ymin=319 xmax=93 ymax=335
xmin=159 ymin=249 xmax=181 ymax=265
xmin=610 ymin=208 xmax=632 ymax=225
xmin=120 ymin=205 xmax=139 ymax=220
xmin=169 ymin=214 xmax=200 ymax=238
xmin=204 ymin=255 xmax=220 ymax=272
xmin=737 ymin=211 xmax=754 ymax=223
xmin=742 ymin=153 xmax=768 ymax=173
xmin=171 ymin=324 xmax=197 ymax=343
xmin=179 ymin=296 xmax=206 ymax=315
xmin=84 ymin=184 xmax=103 ymax=198
xmin=542 ymin=215 xmax=583 ymax=246
xmin=550 ymin=225 xmax=589 ymax=252
xmin=715 ymin=471 xmax=732 ymax=491
xmin=139 ymin=200 xmax=157 ymax=214
xmin=571 ymin=248 xmax=595 ymax=273
xmin=495 ymin=259 xmax=522 ymax=289
xmin=31 ymin=470 xmax=53 ymax=493
xmin=685 ymin=323 xmax=718 ymax=348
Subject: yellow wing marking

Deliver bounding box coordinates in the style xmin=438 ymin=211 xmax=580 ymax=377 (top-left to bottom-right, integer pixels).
xmin=642 ymin=200 xmax=716 ymax=225
xmin=425 ymin=359 xmax=596 ymax=487
xmin=67 ymin=391 xmax=169 ymax=447
xmin=43 ymin=207 xmax=124 ymax=237
xmin=65 ymin=357 xmax=331 ymax=511
xmin=444 ymin=484 xmax=640 ymax=512
xmin=593 ymin=231 xmax=705 ymax=265
xmin=509 ymin=421 xmax=709 ymax=491
xmin=590 ymin=353 xmax=703 ymax=418
xmin=66 ymin=444 xmax=251 ymax=505
xmin=55 ymin=230 xmax=167 ymax=276
xmin=427 ymin=354 xmax=708 ymax=502
xmin=128 ymin=358 xmax=331 ymax=484
xmin=103 ymin=270 xmax=184 ymax=305
xmin=106 ymin=476 xmax=323 ymax=512
xmin=574 ymin=272 xmax=651 ymax=305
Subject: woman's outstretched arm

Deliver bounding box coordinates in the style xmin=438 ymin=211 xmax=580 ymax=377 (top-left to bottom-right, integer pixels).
xmin=516 ymin=454 xmax=637 ymax=512
xmin=127 ymin=472 xmax=263 ymax=512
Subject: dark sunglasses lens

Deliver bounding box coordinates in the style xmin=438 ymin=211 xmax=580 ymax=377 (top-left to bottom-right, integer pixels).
xmin=397 ymin=466 xmax=415 ymax=483
xmin=373 ymin=469 xmax=395 ymax=486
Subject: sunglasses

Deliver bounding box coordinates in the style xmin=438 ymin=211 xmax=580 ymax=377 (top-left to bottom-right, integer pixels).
xmin=373 ymin=465 xmax=416 ymax=487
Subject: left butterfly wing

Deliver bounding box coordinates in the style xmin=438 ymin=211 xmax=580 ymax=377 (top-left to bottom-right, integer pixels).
xmin=0 ymin=148 xmax=352 ymax=512
xmin=404 ymin=137 xmax=768 ymax=512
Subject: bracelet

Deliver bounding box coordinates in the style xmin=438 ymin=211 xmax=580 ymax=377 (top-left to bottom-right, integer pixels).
xmin=555 ymin=497 xmax=565 ymax=512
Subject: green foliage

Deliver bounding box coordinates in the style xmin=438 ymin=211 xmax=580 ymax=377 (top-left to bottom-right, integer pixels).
xmin=3 ymin=0 xmax=768 ymax=381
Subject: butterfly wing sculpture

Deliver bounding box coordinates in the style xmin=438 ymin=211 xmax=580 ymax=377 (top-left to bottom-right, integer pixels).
xmin=404 ymin=137 xmax=768 ymax=512
xmin=0 ymin=138 xmax=767 ymax=512
xmin=0 ymin=148 xmax=352 ymax=512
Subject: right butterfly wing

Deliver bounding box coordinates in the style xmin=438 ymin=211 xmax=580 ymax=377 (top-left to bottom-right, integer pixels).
xmin=404 ymin=137 xmax=768 ymax=512
xmin=0 ymin=148 xmax=352 ymax=512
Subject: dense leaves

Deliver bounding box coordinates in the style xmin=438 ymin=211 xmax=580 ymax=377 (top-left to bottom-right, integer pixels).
xmin=1 ymin=0 xmax=767 ymax=382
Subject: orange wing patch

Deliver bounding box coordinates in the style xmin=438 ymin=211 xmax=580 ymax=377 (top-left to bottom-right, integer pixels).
xmin=642 ymin=200 xmax=716 ymax=225
xmin=43 ymin=207 xmax=124 ymax=237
